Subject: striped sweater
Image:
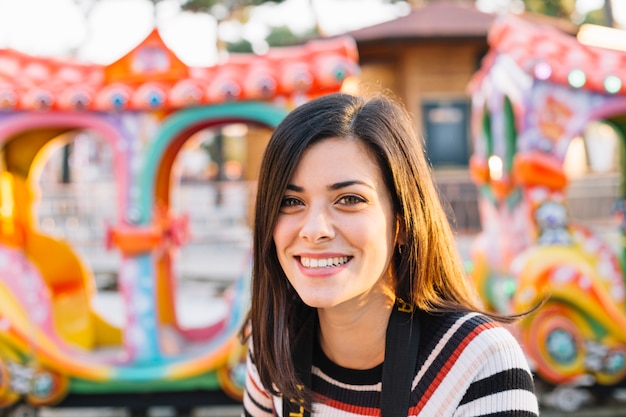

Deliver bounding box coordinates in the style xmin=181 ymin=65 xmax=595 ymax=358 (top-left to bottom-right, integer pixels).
xmin=243 ymin=311 xmax=539 ymax=416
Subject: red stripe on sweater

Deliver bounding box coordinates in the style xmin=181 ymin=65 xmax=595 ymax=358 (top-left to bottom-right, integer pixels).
xmin=410 ymin=321 xmax=497 ymax=414
xmin=316 ymin=394 xmax=381 ymax=416
xmin=249 ymin=373 xmax=272 ymax=400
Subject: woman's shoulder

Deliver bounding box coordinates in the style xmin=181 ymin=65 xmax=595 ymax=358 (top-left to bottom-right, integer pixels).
xmin=420 ymin=308 xmax=496 ymax=330
xmin=419 ymin=310 xmax=525 ymax=360
xmin=411 ymin=311 xmax=538 ymax=416
xmin=415 ymin=310 xmax=532 ymax=393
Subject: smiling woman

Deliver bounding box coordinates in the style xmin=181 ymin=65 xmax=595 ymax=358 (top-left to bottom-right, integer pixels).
xmin=273 ymin=137 xmax=397 ymax=313
xmin=241 ymin=91 xmax=540 ymax=417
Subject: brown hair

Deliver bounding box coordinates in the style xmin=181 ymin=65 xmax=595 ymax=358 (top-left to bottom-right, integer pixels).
xmin=242 ymin=92 xmax=510 ymax=405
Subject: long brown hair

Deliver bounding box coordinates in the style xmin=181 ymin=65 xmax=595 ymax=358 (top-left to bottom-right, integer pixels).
xmin=242 ymin=92 xmax=509 ymax=405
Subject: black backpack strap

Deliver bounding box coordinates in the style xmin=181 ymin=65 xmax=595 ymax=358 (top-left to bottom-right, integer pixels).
xmin=283 ymin=310 xmax=315 ymax=417
xmin=381 ymin=298 xmax=422 ymax=417
xmin=283 ymin=300 xmax=421 ymax=417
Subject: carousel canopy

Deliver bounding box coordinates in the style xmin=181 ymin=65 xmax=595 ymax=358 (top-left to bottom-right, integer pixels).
xmin=469 ymin=14 xmax=626 ymax=96
xmin=0 ymin=29 xmax=359 ymax=112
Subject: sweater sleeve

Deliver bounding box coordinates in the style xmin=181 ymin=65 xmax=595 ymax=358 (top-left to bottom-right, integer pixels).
xmin=242 ymin=341 xmax=277 ymax=417
xmin=453 ymin=324 xmax=539 ymax=417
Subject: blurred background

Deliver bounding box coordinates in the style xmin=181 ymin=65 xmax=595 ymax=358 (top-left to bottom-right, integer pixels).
xmin=1 ymin=1 xmax=626 ymax=416
xmin=0 ymin=0 xmax=623 ymax=66
xmin=2 ymin=0 xmax=620 ymax=257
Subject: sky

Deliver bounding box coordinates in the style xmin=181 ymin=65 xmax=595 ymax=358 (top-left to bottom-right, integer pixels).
xmin=0 ymin=0 xmax=623 ymax=67
xmin=0 ymin=0 xmax=408 ymax=66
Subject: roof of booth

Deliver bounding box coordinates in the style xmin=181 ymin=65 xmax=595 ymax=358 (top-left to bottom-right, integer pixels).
xmin=0 ymin=29 xmax=359 ymax=112
xmin=343 ymin=1 xmax=577 ymax=43
xmin=346 ymin=1 xmax=495 ymax=41
xmin=468 ymin=14 xmax=626 ymax=96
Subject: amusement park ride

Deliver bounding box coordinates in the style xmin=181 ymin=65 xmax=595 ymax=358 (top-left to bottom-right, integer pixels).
xmin=0 ymin=28 xmax=358 ymax=415
xmin=4 ymin=9 xmax=626 ymax=415
xmin=468 ymin=14 xmax=626 ymax=411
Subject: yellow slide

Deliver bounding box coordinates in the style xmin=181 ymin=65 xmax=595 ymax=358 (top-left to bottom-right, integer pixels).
xmin=0 ymin=130 xmax=121 ymax=351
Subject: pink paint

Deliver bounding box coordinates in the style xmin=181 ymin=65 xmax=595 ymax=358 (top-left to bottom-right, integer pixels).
xmin=0 ymin=112 xmax=130 ymax=222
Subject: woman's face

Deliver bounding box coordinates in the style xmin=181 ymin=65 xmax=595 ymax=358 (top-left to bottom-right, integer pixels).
xmin=273 ymin=137 xmax=397 ymax=310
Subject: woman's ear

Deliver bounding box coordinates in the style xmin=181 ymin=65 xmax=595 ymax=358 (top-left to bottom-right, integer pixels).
xmin=395 ymin=215 xmax=407 ymax=246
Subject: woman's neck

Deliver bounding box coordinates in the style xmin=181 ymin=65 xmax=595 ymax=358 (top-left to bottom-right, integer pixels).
xmin=317 ymin=291 xmax=395 ymax=370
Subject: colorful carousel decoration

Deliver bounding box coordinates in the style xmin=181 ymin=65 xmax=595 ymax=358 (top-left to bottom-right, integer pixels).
xmin=0 ymin=28 xmax=358 ymax=413
xmin=468 ymin=14 xmax=626 ymax=411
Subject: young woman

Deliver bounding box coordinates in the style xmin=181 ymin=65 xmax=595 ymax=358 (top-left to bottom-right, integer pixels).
xmin=241 ymin=92 xmax=539 ymax=416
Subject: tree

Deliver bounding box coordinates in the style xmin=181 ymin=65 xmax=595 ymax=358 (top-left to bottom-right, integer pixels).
xmin=522 ymin=0 xmax=575 ymax=18
xmin=179 ymin=0 xmax=318 ymax=52
xmin=520 ymin=0 xmax=615 ymax=27
xmin=180 ymin=0 xmax=287 ymax=14
xmin=75 ymin=0 xmax=293 ymax=54
xmin=226 ymin=25 xmax=319 ymax=53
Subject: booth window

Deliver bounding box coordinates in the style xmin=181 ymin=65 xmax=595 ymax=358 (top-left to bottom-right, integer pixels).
xmin=422 ymin=99 xmax=470 ymax=167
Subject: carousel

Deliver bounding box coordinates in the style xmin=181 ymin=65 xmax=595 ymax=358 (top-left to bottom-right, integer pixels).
xmin=0 ymin=27 xmax=358 ymax=414
xmin=468 ymin=14 xmax=626 ymax=411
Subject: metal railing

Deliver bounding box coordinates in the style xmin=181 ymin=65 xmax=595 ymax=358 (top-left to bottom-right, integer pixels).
xmin=434 ymin=171 xmax=622 ymax=232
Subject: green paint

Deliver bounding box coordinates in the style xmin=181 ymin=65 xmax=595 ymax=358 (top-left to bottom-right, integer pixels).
xmin=605 ymin=117 xmax=626 ymax=279
xmin=482 ymin=107 xmax=493 ymax=157
xmin=503 ymin=97 xmax=517 ymax=173
xmin=69 ymin=372 xmax=221 ymax=394
xmin=139 ymin=101 xmax=288 ymax=223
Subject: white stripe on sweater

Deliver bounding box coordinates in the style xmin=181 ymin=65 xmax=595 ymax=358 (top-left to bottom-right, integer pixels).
xmin=454 ymin=390 xmax=540 ymax=416
xmin=412 ymin=312 xmax=481 ymax=391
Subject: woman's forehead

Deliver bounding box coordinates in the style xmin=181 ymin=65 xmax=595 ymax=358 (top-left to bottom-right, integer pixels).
xmin=289 ymin=138 xmax=385 ymax=188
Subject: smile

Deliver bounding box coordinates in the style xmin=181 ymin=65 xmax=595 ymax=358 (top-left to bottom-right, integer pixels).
xmin=299 ymin=256 xmax=351 ymax=268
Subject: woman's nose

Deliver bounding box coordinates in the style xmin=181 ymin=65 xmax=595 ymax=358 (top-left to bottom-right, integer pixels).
xmin=299 ymin=206 xmax=334 ymax=242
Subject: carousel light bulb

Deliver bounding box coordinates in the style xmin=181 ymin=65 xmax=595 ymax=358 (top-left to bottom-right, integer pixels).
xmin=488 ymin=155 xmax=503 ymax=181
xmin=534 ymin=62 xmax=552 ymax=80
xmin=568 ymin=69 xmax=586 ymax=88
xmin=604 ymin=75 xmax=622 ymax=94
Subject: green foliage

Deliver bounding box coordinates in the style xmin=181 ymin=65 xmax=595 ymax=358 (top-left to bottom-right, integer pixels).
xmin=226 ymin=39 xmax=254 ymax=53
xmin=264 ymin=25 xmax=319 ymax=47
xmin=180 ymin=0 xmax=287 ymax=14
xmin=522 ymin=0 xmax=614 ymax=26
xmin=523 ymin=0 xmax=576 ymax=18
xmin=581 ymin=8 xmax=610 ymax=26
xmin=224 ymin=25 xmax=319 ymax=52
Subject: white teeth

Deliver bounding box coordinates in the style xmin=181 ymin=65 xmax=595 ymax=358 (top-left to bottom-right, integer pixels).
xmin=300 ymin=256 xmax=349 ymax=269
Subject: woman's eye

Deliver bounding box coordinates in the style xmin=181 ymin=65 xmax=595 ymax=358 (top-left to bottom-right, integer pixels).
xmin=337 ymin=195 xmax=366 ymax=205
xmin=280 ymin=197 xmax=303 ymax=208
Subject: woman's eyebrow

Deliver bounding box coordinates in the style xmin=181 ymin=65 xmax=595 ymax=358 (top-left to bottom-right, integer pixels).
xmin=286 ymin=180 xmax=375 ymax=192
xmin=328 ymin=180 xmax=374 ymax=191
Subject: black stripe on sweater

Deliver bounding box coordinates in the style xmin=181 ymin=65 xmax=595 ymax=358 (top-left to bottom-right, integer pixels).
xmin=459 ymin=368 xmax=536 ymax=406
xmin=472 ymin=412 xmax=538 ymax=417
xmin=243 ymin=350 xmax=275 ymax=416
xmin=311 ymin=369 xmax=381 ymax=409
xmin=243 ymin=390 xmax=274 ymax=416
xmin=411 ymin=313 xmax=491 ymax=403
xmin=311 ymin=336 xmax=382 ymax=408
